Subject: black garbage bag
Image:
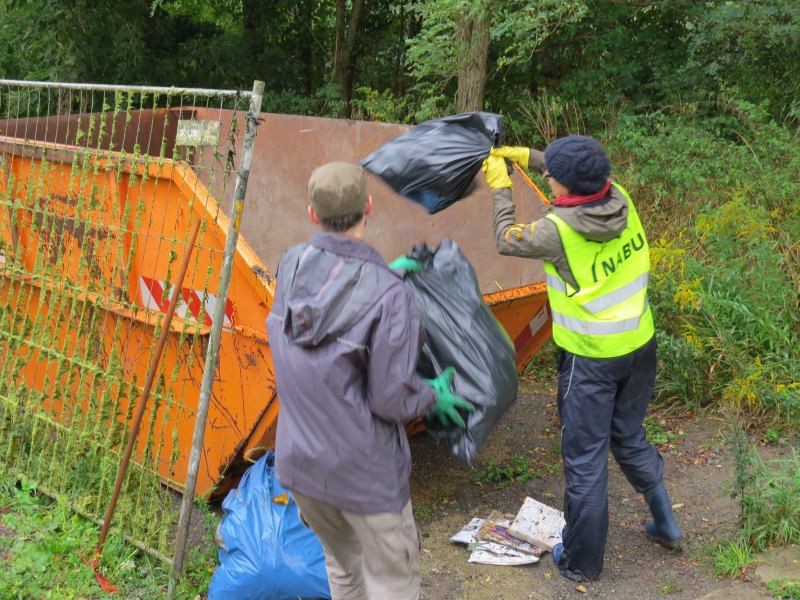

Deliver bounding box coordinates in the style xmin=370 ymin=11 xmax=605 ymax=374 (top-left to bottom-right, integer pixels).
xmin=359 ymin=112 xmax=502 ymax=214
xmin=403 ymin=238 xmax=518 ymax=464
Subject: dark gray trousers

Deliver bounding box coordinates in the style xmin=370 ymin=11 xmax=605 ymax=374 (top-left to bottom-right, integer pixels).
xmin=556 ymin=336 xmax=664 ymax=581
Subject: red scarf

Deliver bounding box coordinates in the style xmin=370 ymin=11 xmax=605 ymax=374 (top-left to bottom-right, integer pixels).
xmin=553 ymin=181 xmax=612 ymax=207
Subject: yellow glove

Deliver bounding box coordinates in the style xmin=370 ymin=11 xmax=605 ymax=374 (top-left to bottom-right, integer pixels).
xmin=491 ymin=146 xmax=531 ymax=168
xmin=482 ymin=155 xmax=513 ymax=190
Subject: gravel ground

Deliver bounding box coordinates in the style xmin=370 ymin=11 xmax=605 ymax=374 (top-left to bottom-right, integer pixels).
xmin=409 ymin=380 xmax=769 ymax=599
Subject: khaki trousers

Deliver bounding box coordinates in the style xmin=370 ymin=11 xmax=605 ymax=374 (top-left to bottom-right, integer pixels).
xmin=293 ymin=492 xmax=421 ymax=600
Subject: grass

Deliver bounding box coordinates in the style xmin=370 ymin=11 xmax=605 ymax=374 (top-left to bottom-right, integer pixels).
xmin=0 ymin=478 xmax=216 ymax=599
xmin=706 ymin=429 xmax=800 ymax=584
xmin=729 ymin=425 xmax=800 ymax=553
xmin=658 ymin=583 xmax=683 ymax=594
xmin=522 ymin=339 xmax=557 ymax=383
xmin=414 ymin=505 xmax=434 ymax=521
xmin=709 ymin=539 xmax=754 ymax=579
xmin=739 ymin=451 xmax=800 ymax=551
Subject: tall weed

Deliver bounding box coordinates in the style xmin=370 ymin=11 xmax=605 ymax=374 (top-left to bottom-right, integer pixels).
xmin=505 ymin=91 xmax=589 ymax=146
xmin=728 ymin=418 xmax=800 ymax=552
xmin=739 ymin=450 xmax=800 ymax=551
xmin=602 ymin=98 xmax=800 ymax=425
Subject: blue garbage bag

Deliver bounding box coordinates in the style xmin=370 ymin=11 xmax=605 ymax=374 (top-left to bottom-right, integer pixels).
xmin=208 ymin=451 xmax=331 ymax=600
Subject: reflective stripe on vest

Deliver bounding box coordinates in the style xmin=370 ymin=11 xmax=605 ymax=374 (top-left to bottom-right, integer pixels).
xmin=551 ymin=295 xmax=649 ymax=334
xmin=545 ymin=272 xmax=649 ymax=314
xmin=543 ymin=183 xmax=655 ymax=358
xmin=583 ymin=272 xmax=649 ymax=314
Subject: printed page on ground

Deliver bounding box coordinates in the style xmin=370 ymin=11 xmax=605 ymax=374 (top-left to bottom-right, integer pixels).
xmin=508 ymin=497 xmax=566 ymax=551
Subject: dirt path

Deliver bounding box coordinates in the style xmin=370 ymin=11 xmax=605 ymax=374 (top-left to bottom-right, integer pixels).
xmin=409 ymin=381 xmax=766 ymax=599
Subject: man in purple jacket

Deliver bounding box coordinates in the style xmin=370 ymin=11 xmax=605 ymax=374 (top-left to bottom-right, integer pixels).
xmin=267 ymin=161 xmax=473 ymax=600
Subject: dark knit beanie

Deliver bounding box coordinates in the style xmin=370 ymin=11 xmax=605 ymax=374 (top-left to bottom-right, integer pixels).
xmin=543 ymin=135 xmax=610 ymax=195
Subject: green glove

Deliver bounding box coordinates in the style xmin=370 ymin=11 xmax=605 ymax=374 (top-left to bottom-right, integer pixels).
xmin=481 ymin=155 xmax=513 ymax=190
xmin=424 ymin=367 xmax=475 ymax=429
xmin=491 ymin=145 xmax=531 ymax=168
xmin=388 ymin=255 xmax=422 ymax=273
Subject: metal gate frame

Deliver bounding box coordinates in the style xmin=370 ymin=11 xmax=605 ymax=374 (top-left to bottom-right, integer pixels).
xmin=0 ymin=78 xmax=264 ymax=589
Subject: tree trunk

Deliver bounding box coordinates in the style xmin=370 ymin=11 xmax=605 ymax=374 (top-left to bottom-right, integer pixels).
xmin=332 ymin=0 xmax=366 ymax=118
xmin=333 ymin=0 xmax=346 ymax=70
xmin=298 ymin=0 xmax=314 ymax=95
xmin=242 ymin=0 xmax=269 ymax=59
xmin=455 ymin=11 xmax=491 ymax=112
xmin=394 ymin=3 xmax=405 ymax=96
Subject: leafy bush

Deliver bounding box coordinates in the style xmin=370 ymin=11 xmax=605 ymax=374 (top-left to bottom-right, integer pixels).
xmin=603 ymin=100 xmax=800 ymax=426
xmin=350 ymin=87 xmax=412 ymax=123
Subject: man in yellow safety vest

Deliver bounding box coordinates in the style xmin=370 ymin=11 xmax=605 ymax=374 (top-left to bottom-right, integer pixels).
xmin=483 ymin=136 xmax=682 ymax=582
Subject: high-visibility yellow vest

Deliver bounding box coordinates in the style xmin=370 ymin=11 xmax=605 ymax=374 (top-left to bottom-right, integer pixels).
xmin=543 ymin=183 xmax=654 ymax=358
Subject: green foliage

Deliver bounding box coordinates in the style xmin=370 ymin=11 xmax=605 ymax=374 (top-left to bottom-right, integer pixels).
xmin=763 ymin=428 xmax=782 ymax=445
xmin=351 ymin=86 xmax=411 ymax=123
xmin=0 ymin=479 xmax=216 ymax=599
xmin=766 ymin=579 xmax=800 ymax=600
xmin=505 ymin=90 xmax=589 ymax=146
xmin=739 ymin=451 xmax=800 ymax=551
xmin=531 ymin=1 xmax=800 ymax=122
xmin=261 ymin=85 xmax=343 ymax=119
xmin=603 ymin=101 xmax=800 ymax=425
xmin=472 ymin=454 xmax=558 ymax=488
xmin=490 ymin=0 xmax=587 ymax=70
xmin=0 ymin=371 xmax=179 ymax=557
xmin=539 ymin=1 xmax=693 ymax=110
xmin=0 ymin=0 xmax=797 ymax=131
xmin=658 ymin=583 xmax=683 ymax=595
xmin=679 ymin=2 xmax=800 ymax=121
xmin=473 ymin=455 xmax=532 ymax=486
xmin=0 ymin=1 xmax=240 ymax=87
xmin=709 ymin=539 xmax=754 ymax=579
xmin=729 ymin=422 xmax=756 ymax=521
xmin=413 ymin=505 xmax=434 ymax=521
xmin=725 ymin=423 xmax=800 ymax=574
xmin=523 ymin=339 xmax=557 ymax=382
xmin=405 ymin=0 xmax=586 ymax=120
xmin=643 ymin=418 xmax=680 ymax=446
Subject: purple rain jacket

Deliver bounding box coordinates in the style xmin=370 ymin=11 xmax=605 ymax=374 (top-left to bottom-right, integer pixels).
xmin=266 ymin=231 xmax=436 ymax=514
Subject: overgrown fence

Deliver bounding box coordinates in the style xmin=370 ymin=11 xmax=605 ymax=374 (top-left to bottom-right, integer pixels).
xmin=0 ymin=79 xmax=263 ymax=570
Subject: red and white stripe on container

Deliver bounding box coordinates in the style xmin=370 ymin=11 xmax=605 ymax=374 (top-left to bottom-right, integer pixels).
xmin=139 ymin=275 xmax=234 ymax=327
xmin=513 ymin=306 xmax=549 ymax=352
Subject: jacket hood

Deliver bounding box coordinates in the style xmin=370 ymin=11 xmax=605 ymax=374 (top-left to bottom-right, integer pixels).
xmin=552 ymin=184 xmax=629 ymax=243
xmin=274 ymin=233 xmax=394 ymax=347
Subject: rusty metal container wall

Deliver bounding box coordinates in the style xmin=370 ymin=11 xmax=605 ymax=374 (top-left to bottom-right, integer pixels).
xmin=0 ymin=108 xmax=549 ymax=289
xmin=0 ymin=108 xmax=188 ymax=158
xmin=192 ymin=110 xmax=549 ymax=293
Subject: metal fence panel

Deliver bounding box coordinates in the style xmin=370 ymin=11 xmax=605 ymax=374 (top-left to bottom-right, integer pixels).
xmin=0 ymin=79 xmax=268 ymax=559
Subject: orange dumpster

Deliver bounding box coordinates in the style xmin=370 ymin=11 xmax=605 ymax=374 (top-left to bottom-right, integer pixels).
xmin=0 ymin=110 xmax=551 ymax=498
